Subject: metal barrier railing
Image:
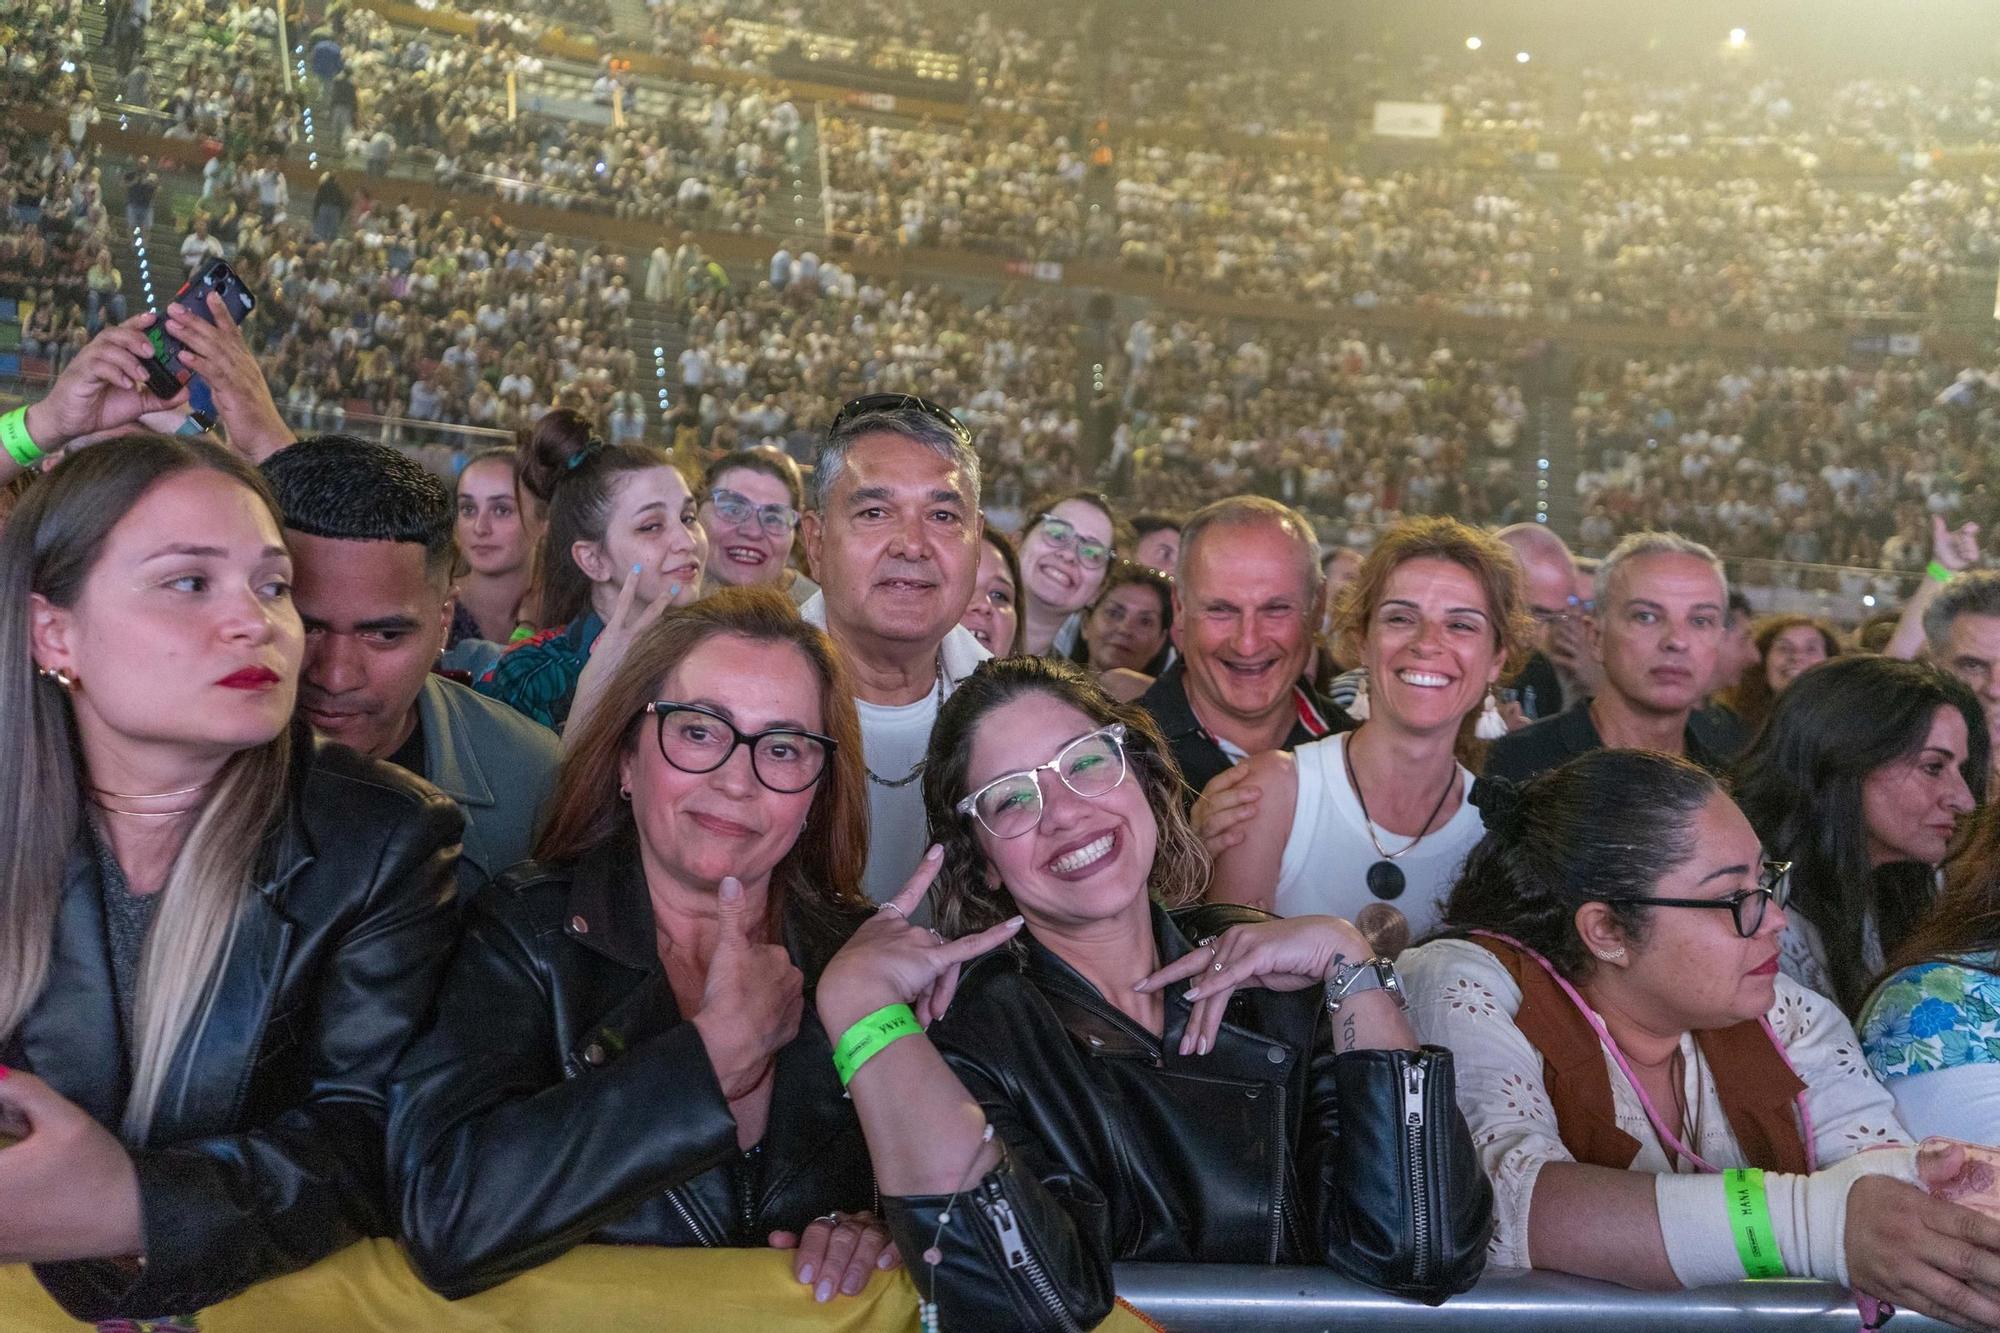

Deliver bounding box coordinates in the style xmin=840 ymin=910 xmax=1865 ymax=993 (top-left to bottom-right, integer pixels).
xmin=1113 ymin=1264 xmax=1951 ymax=1330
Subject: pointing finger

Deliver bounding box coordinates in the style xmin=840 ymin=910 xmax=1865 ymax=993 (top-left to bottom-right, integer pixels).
xmin=885 ymin=844 xmax=945 ymax=920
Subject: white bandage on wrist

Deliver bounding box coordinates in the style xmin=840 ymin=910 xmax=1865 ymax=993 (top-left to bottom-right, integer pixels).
xmin=1655 ymin=1148 xmax=1919 ymax=1289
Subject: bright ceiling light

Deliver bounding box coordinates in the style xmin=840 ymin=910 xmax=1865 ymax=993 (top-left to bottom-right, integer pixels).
xmin=1465 ymin=35 xmax=1482 ymax=51
xmin=1728 ymin=27 xmax=1748 ymax=47
xmin=1515 ymin=50 xmax=1531 ymax=64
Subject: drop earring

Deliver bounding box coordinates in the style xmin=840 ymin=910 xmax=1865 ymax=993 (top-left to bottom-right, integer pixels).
xmin=35 ymin=665 xmax=76 ymax=691
xmin=1474 ymin=689 xmax=1508 ymax=740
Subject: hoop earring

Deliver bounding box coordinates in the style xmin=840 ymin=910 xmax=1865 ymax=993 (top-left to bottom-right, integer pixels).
xmin=1595 ymin=947 xmax=1627 ymax=963
xmin=36 ymin=665 xmax=76 ymax=691
xmin=618 ymin=785 xmax=632 ymax=802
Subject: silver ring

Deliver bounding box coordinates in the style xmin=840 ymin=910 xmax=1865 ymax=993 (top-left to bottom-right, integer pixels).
xmin=878 ymin=903 xmax=909 ymax=923
xmin=1211 ymin=958 xmax=1225 ymax=972
xmin=928 ymin=928 xmax=945 ymax=945
xmin=815 ymin=1212 xmax=841 ymax=1225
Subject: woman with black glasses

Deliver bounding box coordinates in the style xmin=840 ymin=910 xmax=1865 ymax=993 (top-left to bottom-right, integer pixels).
xmin=1402 ymin=750 xmax=2000 ymax=1329
xmin=389 ymin=588 xmax=898 ymax=1302
xmin=1015 ymin=490 xmax=1122 ymax=658
xmin=814 ymin=656 xmax=1492 ymax=1331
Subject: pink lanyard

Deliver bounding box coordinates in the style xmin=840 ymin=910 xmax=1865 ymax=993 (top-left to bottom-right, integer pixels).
xmin=1470 ymin=930 xmax=1818 ymax=1175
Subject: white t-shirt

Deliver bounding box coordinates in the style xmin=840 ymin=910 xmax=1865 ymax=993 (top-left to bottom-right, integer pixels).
xmin=1273 ymin=731 xmax=1483 ymax=943
xmin=855 ymin=690 xmax=940 ymax=904
xmin=798 ymin=593 xmax=991 ymax=902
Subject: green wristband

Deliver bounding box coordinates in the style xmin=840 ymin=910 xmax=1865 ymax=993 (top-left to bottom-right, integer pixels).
xmin=1 ymin=406 xmax=43 ymax=468
xmin=832 ymin=1003 xmax=920 ymax=1086
xmin=1723 ymin=1168 xmax=1787 ymax=1279
xmin=1929 ymin=560 xmax=1956 ymax=585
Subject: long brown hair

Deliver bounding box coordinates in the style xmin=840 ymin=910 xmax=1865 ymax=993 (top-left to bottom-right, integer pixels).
xmin=535 ymin=586 xmax=869 ymax=963
xmin=1716 ymin=613 xmax=1843 ymax=735
xmin=921 ymin=656 xmax=1208 ymax=941
xmin=517 ymin=408 xmax=680 ymax=628
xmin=0 ymin=436 xmax=294 ymax=1140
xmin=1881 ymin=802 xmax=2000 ymax=982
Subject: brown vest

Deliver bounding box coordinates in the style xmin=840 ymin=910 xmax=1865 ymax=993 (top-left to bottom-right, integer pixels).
xmin=1471 ymin=935 xmax=1811 ymax=1174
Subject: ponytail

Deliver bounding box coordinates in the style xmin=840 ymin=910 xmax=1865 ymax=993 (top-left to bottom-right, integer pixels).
xmin=516 ymin=408 xmax=678 ymax=627
xmin=1438 ymin=752 xmax=1720 ymax=979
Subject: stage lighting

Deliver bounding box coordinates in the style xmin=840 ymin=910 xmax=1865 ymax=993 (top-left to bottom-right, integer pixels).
xmin=1728 ymin=27 xmax=1748 ymax=48
xmin=1465 ymin=36 xmax=1482 ymax=51
xmin=1515 ymin=51 xmax=1531 ymax=64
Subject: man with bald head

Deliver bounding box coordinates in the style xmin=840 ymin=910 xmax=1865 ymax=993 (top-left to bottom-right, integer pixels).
xmin=1139 ymin=496 xmax=1352 ymax=803
xmin=1497 ymin=523 xmax=1599 ymax=720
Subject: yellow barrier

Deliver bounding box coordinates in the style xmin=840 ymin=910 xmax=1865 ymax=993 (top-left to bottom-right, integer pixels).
xmin=0 ymin=1241 xmax=1159 ymax=1331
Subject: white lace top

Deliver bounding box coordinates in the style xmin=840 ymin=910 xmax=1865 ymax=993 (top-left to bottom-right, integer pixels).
xmin=1403 ymin=937 xmax=1912 ymax=1269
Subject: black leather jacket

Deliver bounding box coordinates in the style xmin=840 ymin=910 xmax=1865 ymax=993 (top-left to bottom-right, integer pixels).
xmin=15 ymin=730 xmax=463 ymax=1322
xmin=387 ymin=844 xmax=878 ymax=1299
xmin=881 ymin=903 xmax=1493 ymax=1331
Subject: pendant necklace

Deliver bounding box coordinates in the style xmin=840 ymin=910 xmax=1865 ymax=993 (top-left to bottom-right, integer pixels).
xmin=1342 ymin=734 xmax=1456 ymax=901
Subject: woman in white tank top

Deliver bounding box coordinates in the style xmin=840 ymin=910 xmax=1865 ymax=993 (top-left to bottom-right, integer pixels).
xmin=1207 ymin=518 xmax=1532 ymax=952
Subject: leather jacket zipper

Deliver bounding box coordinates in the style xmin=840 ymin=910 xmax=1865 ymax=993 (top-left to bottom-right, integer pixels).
xmin=666 ymin=1186 xmax=718 ymax=1247
xmin=1267 ymin=1084 xmax=1288 ymax=1263
xmin=979 ymin=1180 xmax=1083 ymax=1333
xmin=1402 ymin=1059 xmax=1433 ymax=1286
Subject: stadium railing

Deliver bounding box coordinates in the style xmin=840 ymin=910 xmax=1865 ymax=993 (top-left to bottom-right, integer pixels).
xmin=0 ymin=1242 xmax=1955 ymax=1331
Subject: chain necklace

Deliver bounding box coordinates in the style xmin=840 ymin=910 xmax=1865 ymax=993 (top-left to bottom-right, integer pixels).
xmin=1342 ymin=731 xmax=1456 ymax=902
xmin=864 ymin=651 xmax=946 ymax=789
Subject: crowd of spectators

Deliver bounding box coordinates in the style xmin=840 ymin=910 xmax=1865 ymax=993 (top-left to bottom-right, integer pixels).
xmin=1112 ymin=317 xmax=1531 ymax=536
xmin=1571 ymin=355 xmax=2000 ymax=572
xmin=1572 ymin=174 xmax=1997 ymax=331
xmin=0 ymin=130 xmax=116 ymax=369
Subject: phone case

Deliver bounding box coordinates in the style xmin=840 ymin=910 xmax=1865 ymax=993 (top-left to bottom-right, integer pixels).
xmin=1921 ymin=1136 xmax=2000 ymax=1219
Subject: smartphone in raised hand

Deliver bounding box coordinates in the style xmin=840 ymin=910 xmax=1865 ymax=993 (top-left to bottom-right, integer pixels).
xmin=141 ymin=257 xmax=256 ymax=401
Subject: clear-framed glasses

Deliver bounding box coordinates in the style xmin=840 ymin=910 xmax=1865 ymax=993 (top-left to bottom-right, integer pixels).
xmin=641 ymin=702 xmax=836 ymax=794
xmin=708 ymin=487 xmax=799 ymax=536
xmin=1032 ymin=516 xmax=1112 ymax=570
xmin=1595 ymin=860 xmax=1793 ymax=940
xmin=955 ymin=725 xmax=1129 ymax=839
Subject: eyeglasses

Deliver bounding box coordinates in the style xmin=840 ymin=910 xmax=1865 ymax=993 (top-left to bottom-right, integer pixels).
xmin=828 ymin=392 xmax=972 ymax=446
xmin=708 ymin=487 xmax=799 ymax=536
xmin=956 ymin=725 xmax=1129 ymax=840
xmin=1031 ymin=516 xmax=1112 ymax=569
xmin=1594 ymin=860 xmax=1793 ymax=940
xmin=1531 ymin=594 xmax=1597 ymax=626
xmin=641 ymin=702 xmax=836 ymax=794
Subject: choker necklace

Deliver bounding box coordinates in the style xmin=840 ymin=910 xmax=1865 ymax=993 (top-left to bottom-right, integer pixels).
xmin=864 ymin=651 xmax=946 ymax=789
xmin=90 ymin=780 xmax=210 ymax=800
xmin=1342 ymin=733 xmax=1456 ymax=902
xmin=89 ymin=797 xmax=204 ymax=819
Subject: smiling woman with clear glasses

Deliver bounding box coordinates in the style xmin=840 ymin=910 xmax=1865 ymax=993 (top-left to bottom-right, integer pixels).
xmin=697 ymin=450 xmax=817 ymax=606
xmin=1015 ymin=491 xmax=1121 ymax=659
xmin=813 ymin=656 xmax=1493 ymax=1331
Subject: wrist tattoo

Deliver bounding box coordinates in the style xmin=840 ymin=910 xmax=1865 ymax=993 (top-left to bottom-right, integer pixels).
xmin=1339 ymin=1012 xmax=1357 ymax=1052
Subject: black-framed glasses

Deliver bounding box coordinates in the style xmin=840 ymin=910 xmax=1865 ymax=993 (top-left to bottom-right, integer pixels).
xmin=1031 ymin=515 xmax=1112 ymax=569
xmin=642 ymin=702 xmax=836 ymax=794
xmin=1595 ymin=860 xmax=1793 ymax=939
xmin=828 ymin=392 xmax=972 ymax=446
xmin=955 ymin=725 xmax=1128 ymax=839
xmin=708 ymin=487 xmax=799 ymax=536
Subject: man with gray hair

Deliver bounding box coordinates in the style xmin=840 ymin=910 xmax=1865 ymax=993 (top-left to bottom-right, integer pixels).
xmin=1485 ymin=531 xmax=1730 ymax=783
xmin=1923 ymin=570 xmax=2000 ymax=770
xmin=799 ymin=393 xmax=989 ymax=900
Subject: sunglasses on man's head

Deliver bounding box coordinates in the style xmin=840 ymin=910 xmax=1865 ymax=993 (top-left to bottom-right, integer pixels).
xmin=828 ymin=392 xmax=972 ymax=446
